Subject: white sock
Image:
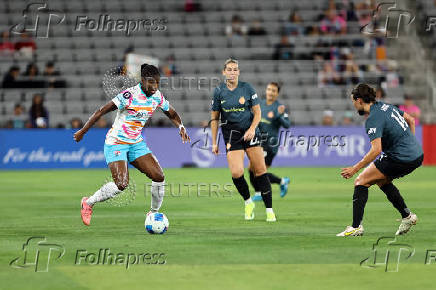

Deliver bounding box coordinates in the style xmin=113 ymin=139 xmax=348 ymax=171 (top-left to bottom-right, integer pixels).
xmin=244 ymin=198 xmax=253 ymax=205
xmin=254 ymin=191 xmax=261 ymax=197
xmin=151 ymin=180 xmax=165 ymax=212
xmin=86 ymin=182 xmax=121 ymax=206
xmin=266 ymin=208 xmax=274 ymax=214
xmin=280 ymin=179 xmax=285 ymax=185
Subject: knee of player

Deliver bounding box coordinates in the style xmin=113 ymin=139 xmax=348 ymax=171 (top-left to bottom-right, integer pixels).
xmin=354 ymin=176 xmax=362 ymax=187
xmin=231 ymin=169 xmax=244 ymax=179
xmin=152 ymin=173 xmax=165 ymax=183
xmin=115 ymin=180 xmax=129 ymax=191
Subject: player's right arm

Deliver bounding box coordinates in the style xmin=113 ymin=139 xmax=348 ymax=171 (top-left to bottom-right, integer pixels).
xmin=211 ymin=111 xmax=220 ymax=155
xmin=210 ymin=87 xmax=221 ymax=155
xmin=73 ymin=101 xmax=117 ymax=142
xmin=403 ymin=112 xmax=415 ymax=135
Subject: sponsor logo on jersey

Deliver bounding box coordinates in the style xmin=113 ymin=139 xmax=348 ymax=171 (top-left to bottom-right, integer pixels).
xmin=368 ymin=128 xmax=377 ymax=134
xmin=114 ymin=150 xmax=121 ymax=156
xmin=221 ymin=100 xmax=226 ymax=104
xmin=381 ymin=104 xmax=390 ymax=111
xmin=252 ymin=94 xmax=258 ymax=99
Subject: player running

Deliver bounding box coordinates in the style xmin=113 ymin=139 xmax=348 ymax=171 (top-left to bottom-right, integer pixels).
xmin=248 ymin=82 xmax=291 ymax=202
xmin=211 ymin=58 xmax=276 ymax=222
xmin=74 ymin=64 xmax=190 ymax=226
xmin=337 ymin=83 xmax=423 ymax=236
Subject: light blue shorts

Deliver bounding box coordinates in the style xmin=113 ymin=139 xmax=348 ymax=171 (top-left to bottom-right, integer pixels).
xmin=104 ymin=141 xmax=152 ymax=164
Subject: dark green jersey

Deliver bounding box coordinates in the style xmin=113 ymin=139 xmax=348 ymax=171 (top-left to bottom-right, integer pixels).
xmin=365 ymin=101 xmax=423 ymax=162
xmin=211 ymin=81 xmax=259 ymax=131
xmin=258 ymin=98 xmax=291 ymax=138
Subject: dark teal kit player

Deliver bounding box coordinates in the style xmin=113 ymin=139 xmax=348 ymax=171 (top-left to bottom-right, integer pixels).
xmin=211 ymin=81 xmax=262 ymax=150
xmin=337 ymin=83 xmax=423 ymax=237
xmin=211 ymin=58 xmax=276 ymax=222
xmin=249 ymin=82 xmax=291 ymax=201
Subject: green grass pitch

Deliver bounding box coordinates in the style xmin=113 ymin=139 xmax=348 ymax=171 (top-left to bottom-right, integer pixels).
xmin=1 ymin=167 xmax=435 ymax=290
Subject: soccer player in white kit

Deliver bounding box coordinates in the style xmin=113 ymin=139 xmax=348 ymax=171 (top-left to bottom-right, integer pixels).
xmin=74 ymin=64 xmax=190 ymax=226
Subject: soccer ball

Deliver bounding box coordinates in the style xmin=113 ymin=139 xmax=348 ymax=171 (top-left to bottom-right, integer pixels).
xmin=145 ymin=212 xmax=169 ymax=234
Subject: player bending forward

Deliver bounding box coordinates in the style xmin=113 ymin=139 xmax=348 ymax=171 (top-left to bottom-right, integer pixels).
xmin=74 ymin=64 xmax=190 ymax=226
xmin=337 ymin=84 xmax=423 ymax=237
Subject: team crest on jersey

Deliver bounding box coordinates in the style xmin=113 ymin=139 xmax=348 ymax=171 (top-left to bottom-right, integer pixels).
xmin=267 ymin=111 xmax=274 ymax=118
xmin=114 ymin=150 xmax=121 ymax=156
xmin=239 ymin=97 xmax=245 ymax=105
xmin=123 ymin=91 xmax=132 ymax=99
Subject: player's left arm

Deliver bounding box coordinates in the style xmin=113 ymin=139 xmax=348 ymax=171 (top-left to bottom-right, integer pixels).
xmin=277 ymin=105 xmax=291 ymax=128
xmin=403 ymin=112 xmax=415 ymax=135
xmin=162 ymin=105 xmax=190 ymax=143
xmin=341 ymin=138 xmax=382 ymax=179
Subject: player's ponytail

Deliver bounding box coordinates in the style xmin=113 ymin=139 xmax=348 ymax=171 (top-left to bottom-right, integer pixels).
xmin=352 ymin=83 xmax=376 ymax=104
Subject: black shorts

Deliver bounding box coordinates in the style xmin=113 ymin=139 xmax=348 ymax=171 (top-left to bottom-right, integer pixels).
xmin=222 ymin=128 xmax=261 ymax=152
xmin=374 ymin=153 xmax=424 ymax=179
xmin=262 ymin=146 xmax=278 ymax=166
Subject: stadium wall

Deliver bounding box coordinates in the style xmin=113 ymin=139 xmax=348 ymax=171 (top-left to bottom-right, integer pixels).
xmin=0 ymin=127 xmax=424 ymax=169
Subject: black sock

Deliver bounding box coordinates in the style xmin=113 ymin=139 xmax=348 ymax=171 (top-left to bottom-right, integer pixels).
xmin=232 ymin=175 xmax=251 ymax=201
xmin=352 ymin=185 xmax=369 ymax=228
xmin=266 ymin=173 xmax=281 ymax=184
xmin=249 ymin=170 xmax=261 ymax=192
xmin=254 ymin=173 xmax=272 ymax=208
xmin=380 ymin=183 xmax=410 ymax=218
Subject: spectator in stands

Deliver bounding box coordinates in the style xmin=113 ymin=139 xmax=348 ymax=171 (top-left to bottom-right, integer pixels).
xmin=283 ymin=11 xmax=304 ymax=36
xmin=96 ymin=117 xmax=109 ymax=128
xmin=399 ymin=95 xmax=421 ymax=125
xmin=248 ymin=20 xmax=267 ymax=36
xmin=320 ymin=9 xmax=347 ymax=35
xmin=12 ymin=104 xmax=27 ymax=129
xmin=272 ymin=35 xmax=294 ymax=60
xmin=14 ymin=32 xmax=36 ymax=59
xmin=341 ymin=49 xmax=362 ymax=85
xmin=2 ymin=66 xmax=20 ymax=88
xmin=23 ymin=63 xmax=39 ymax=80
xmin=378 ymin=61 xmax=402 ymax=89
xmin=0 ymin=31 xmax=15 ymax=56
xmin=184 ymin=0 xmax=202 ymax=12
xmin=29 ymin=93 xmax=49 ymax=128
xmin=71 ymin=118 xmax=83 ymax=129
xmin=318 ymin=62 xmax=342 ymax=87
xmin=376 ymin=86 xmax=386 ymax=101
xmin=226 ymin=15 xmax=248 ymax=37
xmin=43 ymin=61 xmax=66 ymax=88
xmin=161 ymin=54 xmax=179 ymax=77
xmin=322 ymin=110 xmax=335 ymax=126
xmin=341 ymin=111 xmax=354 ymax=126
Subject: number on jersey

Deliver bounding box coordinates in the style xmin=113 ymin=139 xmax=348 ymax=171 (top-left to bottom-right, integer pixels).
xmin=391 ymin=109 xmax=408 ymax=131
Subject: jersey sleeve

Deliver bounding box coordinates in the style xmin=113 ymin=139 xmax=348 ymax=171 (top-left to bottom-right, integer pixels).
xmin=112 ymin=91 xmax=132 ymax=110
xmin=247 ymin=83 xmax=259 ymax=106
xmin=211 ymin=87 xmax=221 ymax=111
xmin=365 ymin=113 xmax=384 ymax=141
xmin=158 ymin=92 xmax=170 ymax=112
